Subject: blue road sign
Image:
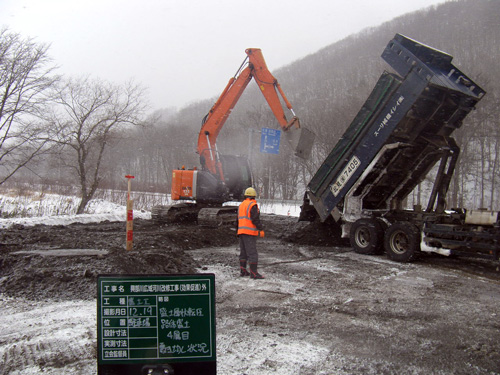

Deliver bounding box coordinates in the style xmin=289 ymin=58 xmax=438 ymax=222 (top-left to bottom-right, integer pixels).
xmin=260 ymin=128 xmax=281 ymax=155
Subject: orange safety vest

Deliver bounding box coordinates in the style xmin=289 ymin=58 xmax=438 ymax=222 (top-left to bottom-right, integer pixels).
xmin=237 ymin=199 xmax=259 ymax=236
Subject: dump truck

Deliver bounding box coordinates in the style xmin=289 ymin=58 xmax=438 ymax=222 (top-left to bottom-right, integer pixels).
xmin=299 ymin=33 xmax=499 ymax=263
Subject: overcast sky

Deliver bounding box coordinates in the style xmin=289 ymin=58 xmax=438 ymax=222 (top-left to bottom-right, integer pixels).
xmin=1 ymin=0 xmax=447 ymax=111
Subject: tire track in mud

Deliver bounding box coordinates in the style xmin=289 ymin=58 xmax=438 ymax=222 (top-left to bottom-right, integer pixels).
xmin=191 ymin=240 xmax=500 ymax=375
xmin=0 ymin=299 xmax=96 ymax=375
xmin=0 ymin=215 xmax=499 ymax=374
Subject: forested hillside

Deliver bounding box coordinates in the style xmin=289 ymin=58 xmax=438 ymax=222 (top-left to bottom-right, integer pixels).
xmin=10 ymin=0 xmax=500 ymax=210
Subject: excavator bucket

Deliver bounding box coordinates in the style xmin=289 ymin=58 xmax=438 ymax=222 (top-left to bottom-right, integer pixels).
xmin=284 ymin=127 xmax=316 ymax=159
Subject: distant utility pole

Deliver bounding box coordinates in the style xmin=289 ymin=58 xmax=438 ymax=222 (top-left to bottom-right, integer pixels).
xmin=125 ymin=175 xmax=135 ymax=251
xmin=248 ymin=128 xmax=261 ymax=168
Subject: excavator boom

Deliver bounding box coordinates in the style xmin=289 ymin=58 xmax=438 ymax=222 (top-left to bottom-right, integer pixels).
xmin=198 ymin=48 xmax=315 ymax=178
xmin=152 ymin=48 xmax=314 ymax=227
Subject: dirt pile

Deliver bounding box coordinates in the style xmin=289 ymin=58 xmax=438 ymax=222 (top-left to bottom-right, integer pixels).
xmin=0 ymin=248 xmax=199 ymax=300
xmin=0 ymin=218 xmax=236 ymax=300
xmin=0 ymin=214 xmax=339 ymax=301
xmin=275 ymin=216 xmax=349 ymax=246
xmin=0 ymin=214 xmax=345 ymax=301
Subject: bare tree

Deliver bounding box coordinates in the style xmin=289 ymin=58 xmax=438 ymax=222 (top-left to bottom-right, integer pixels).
xmin=50 ymin=77 xmax=146 ymax=214
xmin=0 ymin=29 xmax=59 ymax=184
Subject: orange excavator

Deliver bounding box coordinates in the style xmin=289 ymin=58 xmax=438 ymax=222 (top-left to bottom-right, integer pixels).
xmin=152 ymin=48 xmax=315 ymax=226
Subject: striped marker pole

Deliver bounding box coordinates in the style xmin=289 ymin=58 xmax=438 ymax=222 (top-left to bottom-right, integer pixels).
xmin=125 ymin=175 xmax=135 ymax=251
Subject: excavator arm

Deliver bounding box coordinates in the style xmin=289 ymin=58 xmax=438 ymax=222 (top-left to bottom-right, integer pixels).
xmin=152 ymin=48 xmax=314 ymax=226
xmin=198 ymin=48 xmax=314 ymax=178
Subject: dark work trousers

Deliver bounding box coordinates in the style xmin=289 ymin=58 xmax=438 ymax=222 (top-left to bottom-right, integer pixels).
xmin=239 ymin=234 xmax=258 ymax=263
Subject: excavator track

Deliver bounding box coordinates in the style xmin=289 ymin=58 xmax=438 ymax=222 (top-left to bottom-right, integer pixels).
xmin=151 ymin=203 xmax=199 ymax=225
xmin=197 ymin=207 xmax=237 ymax=227
xmin=151 ymin=204 xmax=237 ymax=227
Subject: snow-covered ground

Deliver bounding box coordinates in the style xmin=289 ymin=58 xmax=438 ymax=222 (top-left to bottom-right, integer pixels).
xmin=0 ymin=192 xmax=146 ymax=228
xmin=0 ymin=192 xmax=308 ymax=375
xmin=2 ymin=192 xmax=499 ymax=375
xmin=0 ymin=192 xmax=300 ymax=228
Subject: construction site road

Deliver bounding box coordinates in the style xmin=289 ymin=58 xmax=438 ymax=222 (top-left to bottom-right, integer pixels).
xmin=0 ymin=214 xmax=499 ymax=374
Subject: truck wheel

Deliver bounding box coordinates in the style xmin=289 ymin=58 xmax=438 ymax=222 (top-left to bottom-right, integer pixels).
xmin=384 ymin=222 xmax=421 ymax=262
xmin=350 ymin=218 xmax=385 ymax=255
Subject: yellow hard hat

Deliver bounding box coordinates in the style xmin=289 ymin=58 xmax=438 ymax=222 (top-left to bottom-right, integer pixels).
xmin=244 ymin=187 xmax=257 ymax=197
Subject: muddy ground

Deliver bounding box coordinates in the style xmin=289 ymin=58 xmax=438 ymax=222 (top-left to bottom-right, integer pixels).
xmin=0 ymin=214 xmax=499 ymax=374
xmin=0 ymin=215 xmax=341 ymax=301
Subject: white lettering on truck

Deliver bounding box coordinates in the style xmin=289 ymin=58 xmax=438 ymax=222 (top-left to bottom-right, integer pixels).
xmin=331 ymin=156 xmax=361 ymax=197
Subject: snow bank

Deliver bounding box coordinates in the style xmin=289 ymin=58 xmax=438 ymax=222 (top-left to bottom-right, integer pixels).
xmin=0 ymin=193 xmax=150 ymax=229
xmin=0 ymin=193 xmax=299 ymax=229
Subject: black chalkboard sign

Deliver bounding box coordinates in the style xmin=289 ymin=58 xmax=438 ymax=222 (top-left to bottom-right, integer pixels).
xmin=97 ymin=274 xmax=216 ymax=375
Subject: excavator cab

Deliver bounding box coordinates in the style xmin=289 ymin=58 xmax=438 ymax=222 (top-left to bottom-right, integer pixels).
xmin=218 ymin=155 xmax=252 ymax=200
xmin=170 ymin=155 xmax=251 ymax=204
xmin=159 ymin=155 xmax=251 ymax=226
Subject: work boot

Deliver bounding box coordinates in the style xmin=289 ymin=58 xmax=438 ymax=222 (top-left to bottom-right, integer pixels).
xmin=239 ymin=260 xmax=250 ymax=277
xmin=249 ymin=263 xmax=264 ymax=279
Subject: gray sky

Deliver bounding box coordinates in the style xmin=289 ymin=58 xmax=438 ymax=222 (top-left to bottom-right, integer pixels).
xmin=1 ymin=0 xmax=447 ymax=111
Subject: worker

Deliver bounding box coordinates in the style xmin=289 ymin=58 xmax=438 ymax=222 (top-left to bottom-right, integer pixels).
xmin=237 ymin=187 xmax=265 ymax=279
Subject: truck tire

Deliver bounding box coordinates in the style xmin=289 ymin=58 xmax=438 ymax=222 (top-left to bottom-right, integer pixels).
xmin=384 ymin=221 xmax=421 ymax=262
xmin=350 ymin=218 xmax=385 ymax=255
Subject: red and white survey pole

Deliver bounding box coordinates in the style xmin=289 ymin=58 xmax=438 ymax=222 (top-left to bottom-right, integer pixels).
xmin=125 ymin=175 xmax=135 ymax=251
